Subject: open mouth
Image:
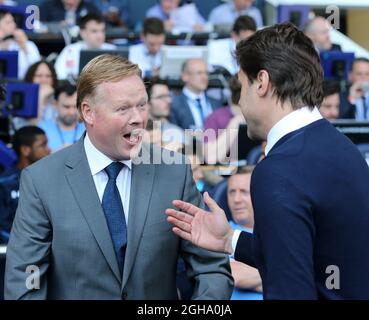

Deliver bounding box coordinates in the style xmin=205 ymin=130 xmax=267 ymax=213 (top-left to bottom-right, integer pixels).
xmin=123 ymin=129 xmax=143 ymax=145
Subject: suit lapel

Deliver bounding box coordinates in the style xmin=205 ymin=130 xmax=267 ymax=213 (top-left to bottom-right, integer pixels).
xmin=121 ymin=159 xmax=155 ymax=290
xmin=64 ymin=138 xmax=122 ymax=283
xmin=181 ymin=94 xmax=196 ymax=128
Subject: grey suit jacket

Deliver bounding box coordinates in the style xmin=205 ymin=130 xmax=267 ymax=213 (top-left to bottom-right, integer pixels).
xmin=4 ymin=137 xmax=233 ymax=299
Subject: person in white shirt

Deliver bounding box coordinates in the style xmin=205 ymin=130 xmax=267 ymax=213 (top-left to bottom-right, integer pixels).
xmin=54 ymin=13 xmax=116 ymax=80
xmin=0 ymin=8 xmax=41 ymax=79
xmin=128 ymin=17 xmax=165 ymax=78
xmin=208 ymin=0 xmax=263 ymax=29
xmin=208 ymin=15 xmax=256 ymax=75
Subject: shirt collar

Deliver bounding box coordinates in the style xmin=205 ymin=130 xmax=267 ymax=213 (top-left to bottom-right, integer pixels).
xmin=265 ymin=106 xmax=323 ymax=156
xmin=84 ymin=133 xmax=132 ymax=176
xmin=183 ymin=87 xmax=206 ymax=101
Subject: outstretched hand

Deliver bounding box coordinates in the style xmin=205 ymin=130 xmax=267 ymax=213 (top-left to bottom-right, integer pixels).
xmin=165 ymin=192 xmax=234 ymax=254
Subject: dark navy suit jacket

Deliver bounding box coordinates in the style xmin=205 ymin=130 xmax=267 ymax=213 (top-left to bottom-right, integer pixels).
xmin=235 ymin=119 xmax=369 ymax=299
xmin=169 ymin=92 xmax=222 ymax=130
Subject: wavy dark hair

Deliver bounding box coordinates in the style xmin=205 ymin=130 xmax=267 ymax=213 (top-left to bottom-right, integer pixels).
xmin=236 ymin=22 xmax=324 ymax=109
xmin=24 ymin=60 xmax=58 ymax=91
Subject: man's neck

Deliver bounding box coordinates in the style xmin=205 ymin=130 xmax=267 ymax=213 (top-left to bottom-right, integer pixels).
xmin=16 ymin=159 xmax=29 ymax=170
xmin=184 ymin=86 xmax=203 ymax=96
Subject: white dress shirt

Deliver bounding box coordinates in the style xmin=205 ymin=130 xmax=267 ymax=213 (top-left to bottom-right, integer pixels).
xmin=84 ymin=134 xmax=132 ymax=223
xmin=231 ymin=106 xmax=323 ymax=254
xmin=128 ymin=43 xmax=162 ymax=77
xmin=354 ymin=93 xmax=369 ymax=121
xmin=182 ymin=86 xmax=213 ymax=129
xmin=55 ymin=41 xmax=117 ymax=79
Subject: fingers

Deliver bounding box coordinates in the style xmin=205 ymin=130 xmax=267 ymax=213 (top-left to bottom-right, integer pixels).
xmin=165 ymin=208 xmax=193 ymax=224
xmin=203 ymin=192 xmax=222 ymax=213
xmin=171 ymin=200 xmax=202 ymax=216
xmin=172 ymin=227 xmax=192 ymax=242
xmin=166 ymin=215 xmax=192 ymax=233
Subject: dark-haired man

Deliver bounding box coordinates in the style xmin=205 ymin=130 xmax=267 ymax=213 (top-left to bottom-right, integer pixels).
xmin=38 ymin=83 xmax=85 ymax=152
xmin=166 ymin=22 xmax=369 ymax=299
xmin=129 ymin=18 xmax=165 ymax=78
xmin=320 ymin=80 xmax=340 ymax=120
xmin=208 ymin=15 xmax=257 ymax=75
xmin=54 ymin=13 xmax=116 ymax=79
xmin=0 ymin=126 xmax=50 ymax=244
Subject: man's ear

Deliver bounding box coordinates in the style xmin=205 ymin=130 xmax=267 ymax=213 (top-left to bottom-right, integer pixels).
xmin=256 ymin=70 xmax=270 ymax=97
xmin=20 ymin=145 xmax=31 ymax=158
xmin=81 ymin=100 xmax=94 ymax=126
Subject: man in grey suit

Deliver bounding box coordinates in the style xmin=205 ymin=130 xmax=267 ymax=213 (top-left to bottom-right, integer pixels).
xmin=170 ymin=58 xmax=223 ymax=130
xmin=4 ymin=54 xmax=233 ymax=299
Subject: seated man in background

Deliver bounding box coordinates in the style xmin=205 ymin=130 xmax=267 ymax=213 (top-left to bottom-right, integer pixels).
xmin=0 ymin=8 xmax=41 ymax=78
xmin=170 ymin=58 xmax=223 ymax=130
xmin=0 ymin=126 xmax=50 ymax=244
xmin=146 ymin=0 xmax=205 ymax=32
xmin=341 ymin=58 xmax=369 ymax=120
xmin=90 ymin=0 xmax=130 ymax=28
xmin=319 ymin=80 xmax=340 ymax=120
xmin=227 ymin=166 xmax=262 ymax=300
xmin=209 ymin=0 xmax=263 ymax=30
xmin=304 ymin=16 xmax=341 ymax=52
xmin=38 ymin=82 xmax=85 ymax=152
xmin=129 ymin=18 xmax=165 ymax=78
xmin=147 ymin=77 xmax=187 ymax=148
xmin=54 ymin=13 xmax=116 ymax=80
xmin=40 ymin=0 xmax=100 ymax=27
xmin=208 ymin=15 xmax=257 ymax=75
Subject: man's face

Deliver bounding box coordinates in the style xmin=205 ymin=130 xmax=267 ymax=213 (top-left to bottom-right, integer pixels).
xmin=56 ymin=92 xmax=78 ymax=127
xmin=308 ymin=19 xmax=331 ymax=51
xmin=149 ymin=84 xmax=172 ymax=118
xmin=143 ymin=33 xmax=165 ymax=55
xmin=80 ymin=20 xmax=106 ymax=49
xmin=182 ymin=60 xmax=209 ymax=93
xmin=350 ymin=61 xmax=369 ymax=83
xmin=227 ymin=173 xmax=254 ymax=228
xmin=234 ymin=0 xmax=253 ymax=11
xmin=161 ymin=0 xmax=180 ymax=14
xmin=63 ymin=0 xmax=80 ymax=11
xmin=238 ymin=69 xmax=266 ymax=140
xmin=28 ymin=134 xmax=51 ymax=164
xmin=320 ymin=93 xmax=340 ymax=120
xmin=84 ymin=75 xmax=149 ymax=160
xmin=0 ymin=13 xmax=16 ymax=36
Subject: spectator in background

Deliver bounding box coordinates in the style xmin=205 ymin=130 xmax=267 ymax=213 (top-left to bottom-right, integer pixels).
xmin=24 ymin=60 xmax=58 ymax=123
xmin=342 ymin=58 xmax=369 ymax=120
xmin=90 ymin=0 xmax=130 ymax=28
xmin=146 ymin=0 xmax=205 ymax=32
xmin=40 ymin=0 xmax=100 ymax=27
xmin=227 ymin=166 xmax=263 ymax=300
xmin=147 ymin=77 xmax=187 ymax=148
xmin=54 ymin=13 xmax=116 ymax=80
xmin=208 ymin=15 xmax=256 ymax=75
xmin=304 ymin=16 xmax=341 ymax=52
xmin=170 ymin=58 xmax=223 ymax=130
xmin=38 ymin=82 xmax=85 ymax=152
xmin=319 ymin=80 xmax=340 ymax=120
xmin=129 ymin=18 xmax=164 ymax=78
xmin=0 ymin=1 xmax=16 ymax=5
xmin=204 ymin=76 xmax=245 ymax=164
xmin=209 ymin=0 xmax=263 ymax=30
xmin=0 ymin=126 xmax=50 ymax=244
xmin=0 ymin=9 xmax=41 ymax=78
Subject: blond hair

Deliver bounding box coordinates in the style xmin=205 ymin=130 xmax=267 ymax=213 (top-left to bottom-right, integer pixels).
xmin=76 ymin=54 xmax=142 ymax=118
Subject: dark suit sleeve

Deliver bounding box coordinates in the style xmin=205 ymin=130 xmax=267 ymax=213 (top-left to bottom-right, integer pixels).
xmin=234 ymin=231 xmax=256 ymax=267
xmin=4 ymin=169 xmax=51 ymax=300
xmin=180 ymin=163 xmax=233 ymax=299
xmin=247 ymin=163 xmax=318 ymax=299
